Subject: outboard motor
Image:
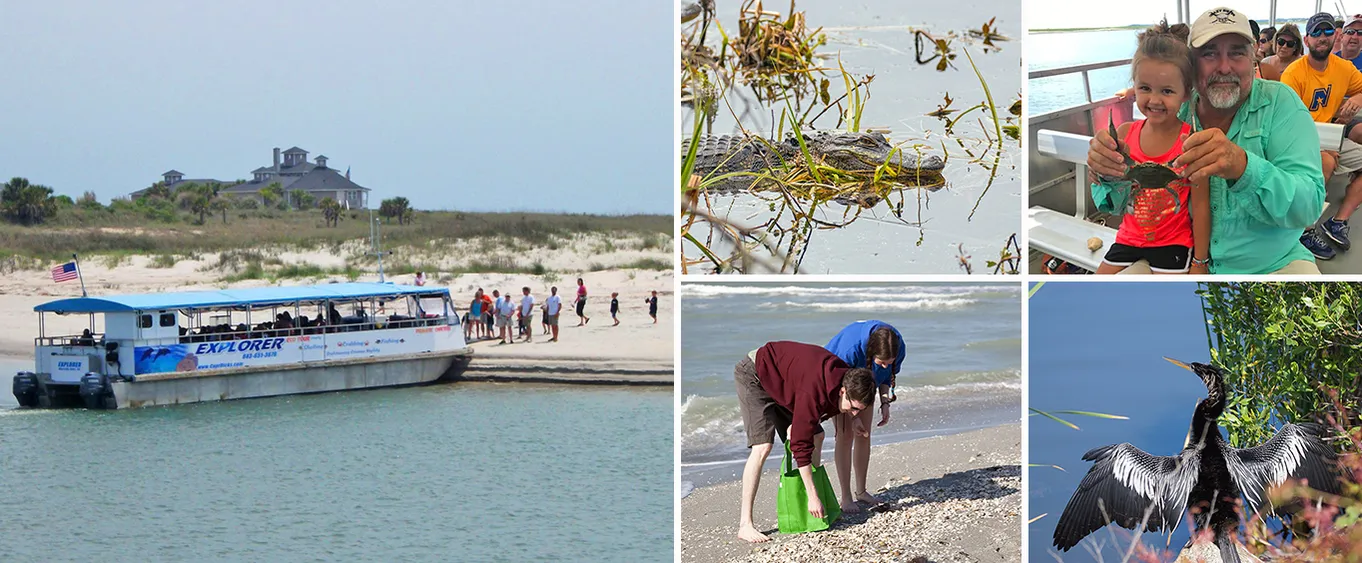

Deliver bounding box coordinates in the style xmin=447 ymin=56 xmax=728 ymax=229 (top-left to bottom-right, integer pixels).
xmin=12 ymin=371 xmax=39 ymax=408
xmin=79 ymin=372 xmax=114 ymax=410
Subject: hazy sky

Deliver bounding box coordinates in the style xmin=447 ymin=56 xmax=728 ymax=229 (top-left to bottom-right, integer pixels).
xmin=1027 ymin=0 xmax=1329 ymax=29
xmin=0 ymin=0 xmax=672 ymax=214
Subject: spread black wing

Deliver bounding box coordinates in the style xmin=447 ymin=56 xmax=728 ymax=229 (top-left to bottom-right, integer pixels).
xmin=1224 ymin=422 xmax=1341 ymax=513
xmin=1052 ymin=443 xmax=1201 ymax=551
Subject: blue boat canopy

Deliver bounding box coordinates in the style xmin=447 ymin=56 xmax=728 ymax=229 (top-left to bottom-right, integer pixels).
xmin=34 ymin=282 xmax=447 ymax=314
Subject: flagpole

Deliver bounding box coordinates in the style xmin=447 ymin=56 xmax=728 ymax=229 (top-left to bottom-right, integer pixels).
xmin=72 ymin=253 xmax=88 ymax=297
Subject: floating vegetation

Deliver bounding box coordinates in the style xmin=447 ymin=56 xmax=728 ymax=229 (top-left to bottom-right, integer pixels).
xmin=680 ymin=4 xmax=1018 ymax=274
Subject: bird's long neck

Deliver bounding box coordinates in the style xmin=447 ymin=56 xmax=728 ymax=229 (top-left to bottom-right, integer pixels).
xmin=1188 ymin=374 xmax=1226 ymax=447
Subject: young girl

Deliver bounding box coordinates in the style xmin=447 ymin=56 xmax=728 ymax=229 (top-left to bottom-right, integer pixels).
xmin=610 ymin=292 xmax=620 ymax=326
xmin=824 ymin=320 xmax=904 ymax=514
xmin=1093 ymin=20 xmax=1211 ymax=275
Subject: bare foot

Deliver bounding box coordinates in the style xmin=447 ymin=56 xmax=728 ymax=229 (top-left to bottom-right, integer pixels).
xmin=855 ymin=491 xmax=884 ymax=505
xmin=737 ymin=525 xmax=770 ymax=543
xmin=840 ymin=499 xmax=862 ymax=514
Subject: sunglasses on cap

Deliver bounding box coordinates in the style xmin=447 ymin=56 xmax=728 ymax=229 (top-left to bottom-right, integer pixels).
xmin=1310 ymin=27 xmax=1336 ymax=37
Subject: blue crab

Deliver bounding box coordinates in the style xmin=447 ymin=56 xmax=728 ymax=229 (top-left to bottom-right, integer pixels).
xmin=1107 ymin=114 xmax=1184 ymax=214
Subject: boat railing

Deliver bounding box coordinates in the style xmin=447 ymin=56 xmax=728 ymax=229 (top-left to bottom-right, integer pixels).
xmin=1028 ymin=59 xmax=1135 ymax=217
xmin=35 ymin=334 xmax=105 ymax=348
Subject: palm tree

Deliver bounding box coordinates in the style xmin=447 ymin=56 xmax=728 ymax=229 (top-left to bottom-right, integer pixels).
xmin=1 ymin=177 xmax=58 ymax=225
xmin=380 ymin=196 xmax=411 ymax=225
xmin=260 ymin=182 xmax=284 ymax=210
xmin=210 ymin=198 xmax=231 ymax=224
xmin=320 ymin=197 xmax=341 ymax=227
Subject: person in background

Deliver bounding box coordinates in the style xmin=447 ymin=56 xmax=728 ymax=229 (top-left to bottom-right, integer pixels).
xmin=545 ymin=286 xmax=562 ymax=342
xmin=1258 ymin=24 xmax=1278 ymax=61
xmin=414 ymin=271 xmax=426 ymax=286
xmin=574 ymin=278 xmax=591 ymax=326
xmin=610 ymin=292 xmax=620 ymax=326
xmin=519 ymin=286 xmax=535 ymax=343
xmin=1335 ymin=15 xmax=1362 ymax=70
xmin=646 ymin=290 xmax=658 ymax=324
xmin=470 ymin=289 xmax=486 ymax=340
xmin=482 ymin=291 xmax=494 ymax=338
xmin=1258 ymin=24 xmax=1303 ymax=80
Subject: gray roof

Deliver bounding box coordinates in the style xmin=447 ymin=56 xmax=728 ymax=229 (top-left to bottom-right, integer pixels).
xmin=219 ymin=175 xmax=300 ymax=194
xmin=251 ymin=166 xmax=273 ymax=174
xmin=162 ymin=169 xmax=183 ymax=176
xmin=283 ymin=146 xmax=307 ymax=154
xmin=277 ymin=161 xmax=317 ymax=175
xmin=284 ymin=168 xmax=369 ymax=193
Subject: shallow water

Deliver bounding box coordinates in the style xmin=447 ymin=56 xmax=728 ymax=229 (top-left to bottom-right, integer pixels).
xmin=1028 ymin=283 xmax=1213 ymax=561
xmin=0 ymin=357 xmax=672 ymax=562
xmin=682 ymin=0 xmax=1022 ymax=274
xmin=679 ymin=282 xmax=1021 ymax=491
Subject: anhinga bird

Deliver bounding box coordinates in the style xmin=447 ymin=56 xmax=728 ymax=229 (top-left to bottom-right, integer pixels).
xmin=1052 ymin=358 xmax=1341 ymax=563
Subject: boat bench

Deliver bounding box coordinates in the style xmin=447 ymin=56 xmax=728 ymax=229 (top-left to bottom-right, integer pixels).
xmin=1030 ymin=123 xmax=1345 ymax=272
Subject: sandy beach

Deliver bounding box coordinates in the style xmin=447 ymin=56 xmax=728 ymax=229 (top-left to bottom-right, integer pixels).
xmin=681 ymin=424 xmax=1022 ymax=563
xmin=0 ymin=250 xmax=673 ymax=381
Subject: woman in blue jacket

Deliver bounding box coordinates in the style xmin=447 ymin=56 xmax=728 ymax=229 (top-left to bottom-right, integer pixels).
xmin=825 ymin=320 xmax=904 ymax=512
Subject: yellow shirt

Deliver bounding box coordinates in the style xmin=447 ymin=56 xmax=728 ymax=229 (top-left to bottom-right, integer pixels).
xmin=1280 ymin=54 xmax=1362 ymax=122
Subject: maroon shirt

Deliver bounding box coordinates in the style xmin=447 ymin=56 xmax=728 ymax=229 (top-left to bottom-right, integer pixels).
xmin=754 ymin=341 xmax=849 ymax=467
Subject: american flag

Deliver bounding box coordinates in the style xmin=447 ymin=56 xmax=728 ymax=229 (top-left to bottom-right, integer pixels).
xmin=51 ymin=261 xmax=77 ymax=282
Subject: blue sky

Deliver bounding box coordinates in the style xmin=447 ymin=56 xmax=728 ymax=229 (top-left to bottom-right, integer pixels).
xmin=1027 ymin=0 xmax=1329 ymax=29
xmin=0 ymin=0 xmax=671 ymax=214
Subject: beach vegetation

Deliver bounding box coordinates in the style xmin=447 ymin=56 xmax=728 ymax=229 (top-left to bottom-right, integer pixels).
xmin=319 ymin=197 xmax=342 ymax=227
xmin=149 ymin=254 xmax=179 ymax=269
xmin=1 ymin=177 xmax=59 ymax=225
xmin=380 ymin=197 xmax=412 ymax=225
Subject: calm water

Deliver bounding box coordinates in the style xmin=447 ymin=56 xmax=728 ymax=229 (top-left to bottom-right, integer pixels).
xmin=683 ymin=0 xmax=1022 ymax=273
xmin=1027 ymin=30 xmax=1138 ymax=116
xmin=0 ymin=357 xmax=672 ymax=562
xmin=1028 ymin=282 xmax=1214 ymax=561
xmin=679 ymin=282 xmax=1022 ymax=493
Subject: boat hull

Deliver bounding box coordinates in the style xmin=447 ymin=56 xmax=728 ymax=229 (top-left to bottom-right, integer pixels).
xmin=25 ymin=348 xmax=472 ymax=409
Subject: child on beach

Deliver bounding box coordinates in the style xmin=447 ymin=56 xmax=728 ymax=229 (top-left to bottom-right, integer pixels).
xmin=646 ymin=291 xmax=658 ymax=324
xmin=1092 ymin=20 xmax=1211 ymax=274
xmin=610 ymin=292 xmax=620 ymax=326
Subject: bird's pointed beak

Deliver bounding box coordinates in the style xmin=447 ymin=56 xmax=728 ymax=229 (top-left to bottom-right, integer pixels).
xmin=1163 ymin=357 xmax=1193 ymax=371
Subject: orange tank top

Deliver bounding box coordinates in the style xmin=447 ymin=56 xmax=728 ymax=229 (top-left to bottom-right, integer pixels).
xmin=1114 ymin=119 xmax=1194 ymax=249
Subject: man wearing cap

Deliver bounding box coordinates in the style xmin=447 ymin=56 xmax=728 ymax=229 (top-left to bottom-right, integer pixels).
xmin=1088 ymin=7 xmax=1325 ymax=274
xmin=733 ymin=341 xmax=877 ymax=543
xmin=1336 ymin=15 xmax=1362 ymax=70
xmin=1282 ymin=13 xmax=1362 ymax=260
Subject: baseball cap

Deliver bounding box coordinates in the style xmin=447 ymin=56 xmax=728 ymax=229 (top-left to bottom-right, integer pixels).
xmin=1346 ymin=14 xmax=1362 ymax=28
xmin=1189 ymin=8 xmax=1257 ymax=48
xmin=1307 ymin=12 xmax=1337 ymax=35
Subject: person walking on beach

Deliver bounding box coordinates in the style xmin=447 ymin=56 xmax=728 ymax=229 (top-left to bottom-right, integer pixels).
xmin=734 ymin=341 xmax=877 ymax=543
xmin=545 ymin=286 xmax=562 ymax=342
xmin=610 ymin=292 xmax=620 ymax=326
xmin=574 ymin=278 xmax=590 ymax=326
xmin=825 ymin=320 xmax=905 ymax=514
xmin=519 ymin=287 xmax=535 ymax=343
xmin=646 ymin=291 xmax=658 ymax=324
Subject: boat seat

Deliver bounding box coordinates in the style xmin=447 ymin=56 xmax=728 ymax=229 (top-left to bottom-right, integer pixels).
xmin=1027 ymin=207 xmax=1115 ymax=272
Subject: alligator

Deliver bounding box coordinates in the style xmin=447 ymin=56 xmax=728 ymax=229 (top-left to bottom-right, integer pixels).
xmin=681 ymin=131 xmax=946 ymax=207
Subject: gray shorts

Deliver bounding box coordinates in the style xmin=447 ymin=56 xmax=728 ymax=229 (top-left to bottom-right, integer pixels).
xmin=734 ymin=356 xmax=822 ymax=447
xmin=545 ymin=313 xmax=558 ymax=326
xmin=1333 ymin=138 xmax=1362 ymax=176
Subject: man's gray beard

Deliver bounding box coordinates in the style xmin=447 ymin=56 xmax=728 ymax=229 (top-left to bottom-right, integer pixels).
xmin=1205 ymin=82 xmax=1243 ymax=109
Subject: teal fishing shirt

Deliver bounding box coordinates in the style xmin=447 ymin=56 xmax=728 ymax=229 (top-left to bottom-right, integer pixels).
xmin=1091 ymin=79 xmax=1324 ymax=274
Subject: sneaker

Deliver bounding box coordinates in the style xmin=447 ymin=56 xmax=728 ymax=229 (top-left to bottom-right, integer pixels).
xmin=1302 ymin=228 xmax=1337 ymax=260
xmin=1322 ymin=217 xmax=1352 ymax=250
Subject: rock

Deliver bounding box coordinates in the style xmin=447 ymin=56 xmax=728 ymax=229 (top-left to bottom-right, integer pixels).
xmin=1087 ymin=237 xmax=1103 ymax=251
